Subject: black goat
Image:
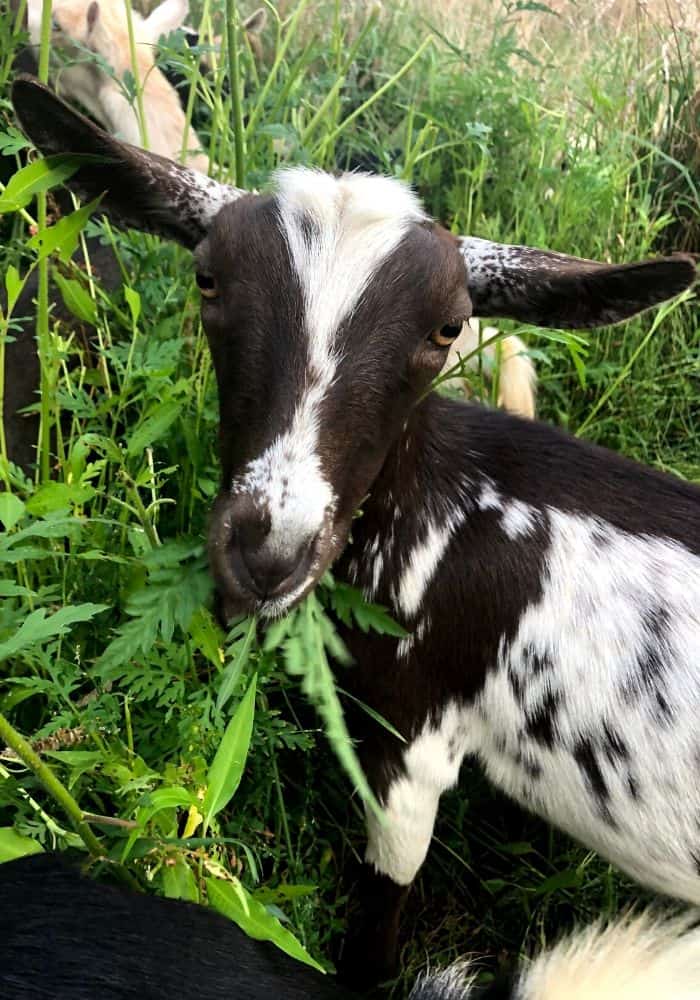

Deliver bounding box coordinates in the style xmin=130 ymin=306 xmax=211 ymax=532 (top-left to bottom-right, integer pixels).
xmin=0 ymin=853 xmax=356 ymax=1000
xmin=2 ymin=854 xmax=700 ymax=999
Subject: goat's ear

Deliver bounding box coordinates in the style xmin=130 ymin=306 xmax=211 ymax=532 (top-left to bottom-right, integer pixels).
xmin=11 ymin=75 xmax=244 ymax=249
xmin=243 ymin=8 xmax=267 ymax=33
xmin=142 ymin=0 xmax=189 ymax=43
xmin=86 ymin=0 xmax=100 ymax=35
xmin=459 ymin=236 xmax=696 ymax=328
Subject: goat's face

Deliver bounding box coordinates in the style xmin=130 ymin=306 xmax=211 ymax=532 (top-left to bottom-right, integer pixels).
xmin=199 ymin=172 xmax=472 ymax=620
xmin=11 ymin=78 xmax=696 ymax=622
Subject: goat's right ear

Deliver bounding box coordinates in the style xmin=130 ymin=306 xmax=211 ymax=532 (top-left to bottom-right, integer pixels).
xmin=142 ymin=0 xmax=190 ymax=44
xmin=11 ymin=75 xmax=244 ymax=249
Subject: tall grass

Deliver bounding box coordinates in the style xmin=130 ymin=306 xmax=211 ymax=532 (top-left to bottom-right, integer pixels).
xmin=0 ymin=0 xmax=698 ymax=991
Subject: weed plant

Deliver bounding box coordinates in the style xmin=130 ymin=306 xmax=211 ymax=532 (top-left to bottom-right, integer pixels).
xmin=0 ymin=0 xmax=697 ymax=992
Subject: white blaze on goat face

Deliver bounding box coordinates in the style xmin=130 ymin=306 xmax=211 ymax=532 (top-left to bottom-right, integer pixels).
xmin=229 ymin=168 xmax=427 ymax=580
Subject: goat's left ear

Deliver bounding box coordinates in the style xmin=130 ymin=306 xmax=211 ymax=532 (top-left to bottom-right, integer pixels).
xmin=11 ymin=75 xmax=243 ymax=249
xmin=243 ymin=8 xmax=268 ymax=33
xmin=142 ymin=0 xmax=189 ymax=43
xmin=460 ymin=236 xmax=696 ymax=328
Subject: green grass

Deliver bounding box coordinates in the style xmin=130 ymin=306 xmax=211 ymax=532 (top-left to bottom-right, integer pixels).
xmin=0 ymin=0 xmax=698 ymax=993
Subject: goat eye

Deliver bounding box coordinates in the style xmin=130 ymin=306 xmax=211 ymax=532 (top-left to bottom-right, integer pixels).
xmin=430 ymin=322 xmax=463 ymax=348
xmin=196 ymin=272 xmax=218 ymax=299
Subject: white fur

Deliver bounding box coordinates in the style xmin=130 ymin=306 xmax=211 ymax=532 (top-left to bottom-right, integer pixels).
xmin=471 ymin=510 xmax=700 ymax=903
xmin=432 ymin=515 xmax=699 ymax=900
xmin=141 ymin=0 xmax=188 ymax=43
xmin=500 ymin=499 xmax=538 ymax=539
xmin=477 ymin=481 xmax=503 ymax=512
xmin=409 ymin=962 xmax=477 ymax=999
xmin=395 ymin=513 xmax=464 ymax=617
xmin=231 ymin=386 xmax=335 ymax=613
xmin=230 ymin=169 xmax=426 ymax=603
xmin=476 ymin=481 xmax=539 ymax=539
xmin=276 ymin=167 xmax=425 ymax=385
xmin=518 ymin=912 xmax=700 ymax=1000
xmin=409 ymin=913 xmax=700 ymax=999
xmin=366 ymin=703 xmax=469 ymax=885
xmin=459 ymin=236 xmax=563 ymax=286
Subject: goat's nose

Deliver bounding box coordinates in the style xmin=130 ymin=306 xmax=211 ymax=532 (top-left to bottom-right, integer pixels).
xmin=239 ymin=535 xmax=306 ymax=598
xmin=227 ymin=494 xmax=312 ymax=599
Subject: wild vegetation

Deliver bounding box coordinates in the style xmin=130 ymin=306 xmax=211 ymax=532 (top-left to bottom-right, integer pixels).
xmin=0 ymin=0 xmax=697 ymax=993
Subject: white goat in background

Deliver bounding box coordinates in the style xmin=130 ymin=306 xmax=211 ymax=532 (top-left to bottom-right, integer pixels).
xmin=26 ymin=0 xmax=208 ymax=171
xmin=444 ymin=318 xmax=537 ymax=418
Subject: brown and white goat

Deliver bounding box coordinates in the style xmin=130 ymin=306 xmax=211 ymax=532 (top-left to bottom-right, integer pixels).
xmin=12 ymin=77 xmax=700 ymax=988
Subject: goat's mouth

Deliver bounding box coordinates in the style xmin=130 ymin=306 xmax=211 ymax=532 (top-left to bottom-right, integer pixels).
xmin=209 ymin=497 xmax=341 ymax=625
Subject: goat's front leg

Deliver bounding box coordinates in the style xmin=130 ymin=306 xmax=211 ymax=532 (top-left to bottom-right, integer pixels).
xmin=340 ymin=736 xmax=449 ymax=988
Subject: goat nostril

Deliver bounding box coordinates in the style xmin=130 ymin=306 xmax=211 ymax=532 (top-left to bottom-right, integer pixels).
xmin=239 ymin=545 xmax=302 ymax=599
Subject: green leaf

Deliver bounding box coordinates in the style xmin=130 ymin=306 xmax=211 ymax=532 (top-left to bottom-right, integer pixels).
xmin=327 ymin=583 xmax=406 ymax=637
xmin=282 ymin=594 xmax=382 ymax=818
xmin=0 ymin=545 xmax=54 ymax=563
xmin=535 ymin=868 xmax=583 ymax=895
xmin=124 ymin=286 xmax=141 ymax=326
xmin=216 ymin=616 xmax=257 ymax=712
xmin=0 ymin=603 xmax=108 ymax=662
xmin=27 ymin=197 xmax=102 ymax=263
xmin=44 ymin=750 xmax=103 ymax=787
xmin=203 ymin=674 xmax=257 ymax=827
xmin=499 ymin=841 xmax=534 ymax=856
xmin=351 ymin=601 xmax=407 ymax=637
xmin=0 ymin=127 xmax=31 ymax=157
xmin=4 ymin=265 xmax=24 ymax=314
xmin=121 ymin=786 xmax=197 ymax=863
xmin=206 ymin=876 xmax=324 ymax=973
xmin=25 ymin=481 xmax=96 ymax=516
xmin=162 ymin=856 xmax=199 ymax=902
xmin=0 ymin=828 xmax=44 ymax=863
xmin=138 ymin=787 xmax=197 ymax=826
xmin=53 ymin=272 xmax=99 ymax=325
xmin=188 ymin=607 xmax=225 ymax=670
xmin=254 ymin=883 xmax=318 ymax=904
xmin=127 ymin=401 xmax=183 ymax=455
xmin=336 ymin=687 xmax=406 ymax=742
xmin=0 ymin=582 xmax=35 ymax=598
xmin=0 ymin=493 xmax=25 ymax=531
xmin=0 ymin=155 xmax=83 ymax=214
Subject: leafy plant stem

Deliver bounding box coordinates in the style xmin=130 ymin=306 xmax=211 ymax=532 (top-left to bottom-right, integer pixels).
xmin=122 ymin=0 xmax=150 ymax=148
xmin=0 ymin=710 xmax=104 ymax=857
xmin=36 ymin=0 xmax=53 ymax=483
xmin=314 ymin=34 xmax=433 ymax=156
xmin=225 ymin=0 xmax=245 ymax=187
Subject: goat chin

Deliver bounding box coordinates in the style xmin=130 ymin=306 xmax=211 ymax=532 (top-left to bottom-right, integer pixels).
xmin=443 ymin=318 xmax=537 ymax=420
xmin=410 ymin=912 xmax=700 ymax=1000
